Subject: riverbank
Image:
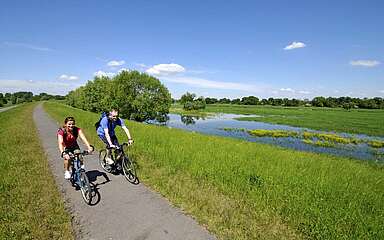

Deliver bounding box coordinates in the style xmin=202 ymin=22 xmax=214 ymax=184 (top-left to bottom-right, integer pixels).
xmin=45 ymin=102 xmax=384 ymax=239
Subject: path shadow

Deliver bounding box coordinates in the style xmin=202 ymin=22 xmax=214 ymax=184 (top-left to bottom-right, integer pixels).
xmin=85 ymin=170 xmax=111 ymax=206
xmin=86 ymin=170 xmax=110 ymax=185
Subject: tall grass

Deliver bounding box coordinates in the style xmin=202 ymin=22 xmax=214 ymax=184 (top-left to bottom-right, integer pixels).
xmin=0 ymin=103 xmax=73 ymax=239
xmin=45 ymin=102 xmax=384 ymax=240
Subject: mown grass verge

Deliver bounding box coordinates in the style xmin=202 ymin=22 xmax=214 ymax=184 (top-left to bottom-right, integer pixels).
xmin=171 ymin=104 xmax=384 ymax=136
xmin=0 ymin=103 xmax=73 ymax=239
xmin=45 ymin=102 xmax=384 ymax=240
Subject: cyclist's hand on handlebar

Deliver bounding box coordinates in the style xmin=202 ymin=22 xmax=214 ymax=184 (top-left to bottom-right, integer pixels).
xmin=63 ymin=152 xmax=70 ymax=160
xmin=87 ymin=146 xmax=94 ymax=154
xmin=128 ymin=139 xmax=134 ymax=145
xmin=109 ymin=144 xmax=117 ymax=149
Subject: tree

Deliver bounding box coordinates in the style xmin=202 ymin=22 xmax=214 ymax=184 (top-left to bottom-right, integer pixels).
xmin=260 ymin=99 xmax=268 ymax=105
xmin=180 ymin=92 xmax=206 ymax=110
xmin=180 ymin=92 xmax=196 ymax=105
xmin=66 ymin=70 xmax=172 ymax=122
xmin=112 ymin=71 xmax=172 ymax=122
xmin=241 ymin=96 xmax=259 ymax=105
xmin=231 ymin=98 xmax=241 ymax=104
xmin=205 ymin=97 xmax=218 ymax=104
xmin=312 ymin=96 xmax=326 ymax=107
xmin=218 ymin=98 xmax=231 ymax=104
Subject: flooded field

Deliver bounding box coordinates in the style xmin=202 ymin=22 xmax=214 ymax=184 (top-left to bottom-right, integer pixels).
xmin=158 ymin=113 xmax=384 ymax=162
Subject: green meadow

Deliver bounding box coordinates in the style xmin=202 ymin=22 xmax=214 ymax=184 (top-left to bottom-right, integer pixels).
xmin=171 ymin=104 xmax=384 ymax=136
xmin=45 ymin=102 xmax=384 ymax=240
xmin=0 ymin=103 xmax=73 ymax=239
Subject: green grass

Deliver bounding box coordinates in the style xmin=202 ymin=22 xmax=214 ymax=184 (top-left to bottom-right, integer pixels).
xmin=369 ymin=140 xmax=384 ymax=148
xmin=171 ymin=104 xmax=384 ymax=136
xmin=0 ymin=103 xmax=73 ymax=239
xmin=45 ymin=102 xmax=384 ymax=240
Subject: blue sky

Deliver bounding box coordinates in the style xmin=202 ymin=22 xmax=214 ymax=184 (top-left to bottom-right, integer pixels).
xmin=1 ymin=0 xmax=383 ymax=99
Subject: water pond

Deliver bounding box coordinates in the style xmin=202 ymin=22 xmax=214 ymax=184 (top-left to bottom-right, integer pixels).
xmin=152 ymin=113 xmax=384 ymax=162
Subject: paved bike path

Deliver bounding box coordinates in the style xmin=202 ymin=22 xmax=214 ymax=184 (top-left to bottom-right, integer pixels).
xmin=33 ymin=104 xmax=215 ymax=240
xmin=0 ymin=105 xmax=17 ymax=113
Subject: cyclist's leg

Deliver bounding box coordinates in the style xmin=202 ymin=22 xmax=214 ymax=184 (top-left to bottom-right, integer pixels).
xmin=111 ymin=135 xmax=123 ymax=166
xmin=111 ymin=135 xmax=120 ymax=147
xmin=98 ymin=135 xmax=113 ymax=158
xmin=66 ymin=146 xmax=80 ymax=167
xmin=111 ymin=135 xmax=121 ymax=156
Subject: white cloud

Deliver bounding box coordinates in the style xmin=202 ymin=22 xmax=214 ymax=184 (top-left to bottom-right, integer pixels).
xmin=94 ymin=70 xmax=115 ymax=78
xmin=146 ymin=63 xmax=186 ymax=76
xmin=135 ymin=63 xmax=148 ymax=68
xmin=107 ymin=60 xmax=125 ymax=67
xmin=284 ymin=41 xmax=306 ymax=50
xmin=162 ymin=76 xmax=269 ymax=93
xmin=0 ymin=79 xmax=80 ymax=95
xmin=350 ymin=60 xmax=380 ymax=67
xmin=280 ymin=88 xmax=295 ymax=92
xmin=3 ymin=41 xmax=53 ymax=51
xmin=299 ymin=90 xmax=311 ymax=94
xmin=59 ymin=74 xmax=79 ymax=81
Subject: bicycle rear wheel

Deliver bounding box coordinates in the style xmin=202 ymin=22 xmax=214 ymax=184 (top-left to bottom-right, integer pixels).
xmin=79 ymin=171 xmax=92 ymax=204
xmin=99 ymin=149 xmax=112 ymax=173
xmin=122 ymin=155 xmax=137 ymax=183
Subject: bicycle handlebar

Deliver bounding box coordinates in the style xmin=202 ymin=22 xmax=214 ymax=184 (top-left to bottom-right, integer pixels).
xmin=107 ymin=141 xmax=133 ymax=150
xmin=62 ymin=145 xmax=94 ymax=158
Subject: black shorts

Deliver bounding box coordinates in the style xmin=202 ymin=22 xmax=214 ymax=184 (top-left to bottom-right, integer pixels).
xmin=98 ymin=135 xmax=120 ymax=148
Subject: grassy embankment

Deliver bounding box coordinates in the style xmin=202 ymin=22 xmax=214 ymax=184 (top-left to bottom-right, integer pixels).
xmin=171 ymin=104 xmax=384 ymax=136
xmin=0 ymin=103 xmax=73 ymax=239
xmin=45 ymin=102 xmax=384 ymax=240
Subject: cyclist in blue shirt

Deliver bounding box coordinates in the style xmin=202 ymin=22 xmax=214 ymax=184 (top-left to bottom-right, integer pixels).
xmin=97 ymin=109 xmax=133 ymax=164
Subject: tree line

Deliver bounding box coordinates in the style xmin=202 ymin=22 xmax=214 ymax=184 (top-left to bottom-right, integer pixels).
xmin=0 ymin=92 xmax=65 ymax=107
xmin=66 ymin=70 xmax=172 ymax=122
xmin=199 ymin=96 xmax=384 ymax=109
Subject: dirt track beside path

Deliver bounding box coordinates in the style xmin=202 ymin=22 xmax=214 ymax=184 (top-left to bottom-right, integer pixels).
xmin=33 ymin=104 xmax=215 ymax=240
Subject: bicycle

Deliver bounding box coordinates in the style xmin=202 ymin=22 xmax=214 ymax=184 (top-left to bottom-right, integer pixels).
xmin=99 ymin=142 xmax=138 ymax=184
xmin=63 ymin=146 xmax=94 ymax=204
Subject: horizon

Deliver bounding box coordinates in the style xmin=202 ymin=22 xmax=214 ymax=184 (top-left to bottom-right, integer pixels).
xmin=1 ymin=0 xmax=383 ymax=99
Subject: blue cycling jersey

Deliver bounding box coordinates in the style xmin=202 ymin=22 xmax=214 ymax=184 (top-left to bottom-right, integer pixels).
xmin=96 ymin=116 xmax=125 ymax=137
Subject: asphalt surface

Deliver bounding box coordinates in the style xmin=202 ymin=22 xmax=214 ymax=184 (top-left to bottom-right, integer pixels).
xmin=33 ymin=104 xmax=216 ymax=240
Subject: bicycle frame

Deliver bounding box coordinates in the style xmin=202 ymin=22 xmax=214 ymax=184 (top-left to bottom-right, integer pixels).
xmin=70 ymin=155 xmax=84 ymax=187
xmin=63 ymin=146 xmax=93 ymax=204
xmin=99 ymin=142 xmax=138 ymax=184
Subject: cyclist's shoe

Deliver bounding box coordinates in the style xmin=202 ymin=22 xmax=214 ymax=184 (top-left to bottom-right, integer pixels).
xmin=64 ymin=170 xmax=71 ymax=179
xmin=81 ymin=165 xmax=85 ymax=170
xmin=105 ymin=157 xmax=114 ymax=165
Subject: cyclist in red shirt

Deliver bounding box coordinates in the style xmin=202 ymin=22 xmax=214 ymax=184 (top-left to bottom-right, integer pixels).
xmin=57 ymin=116 xmax=93 ymax=179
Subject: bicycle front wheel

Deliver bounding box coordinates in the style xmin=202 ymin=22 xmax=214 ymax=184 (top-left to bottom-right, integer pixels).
xmin=122 ymin=156 xmax=137 ymax=183
xmin=99 ymin=149 xmax=112 ymax=173
xmin=79 ymin=171 xmax=92 ymax=204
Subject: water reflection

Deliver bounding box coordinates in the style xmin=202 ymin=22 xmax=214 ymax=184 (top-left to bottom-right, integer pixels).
xmin=155 ymin=113 xmax=384 ymax=162
xmin=180 ymin=115 xmax=198 ymax=125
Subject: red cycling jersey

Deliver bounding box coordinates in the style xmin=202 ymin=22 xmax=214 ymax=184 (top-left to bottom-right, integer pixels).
xmin=58 ymin=127 xmax=80 ymax=149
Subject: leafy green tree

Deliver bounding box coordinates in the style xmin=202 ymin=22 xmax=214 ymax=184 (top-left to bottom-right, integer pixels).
xmin=260 ymin=99 xmax=268 ymax=105
xmin=205 ymin=97 xmax=218 ymax=104
xmin=180 ymin=92 xmax=206 ymax=110
xmin=241 ymin=96 xmax=259 ymax=105
xmin=312 ymin=96 xmax=326 ymax=107
xmin=231 ymin=98 xmax=241 ymax=104
xmin=113 ymin=70 xmax=172 ymax=122
xmin=180 ymin=92 xmax=196 ymax=105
